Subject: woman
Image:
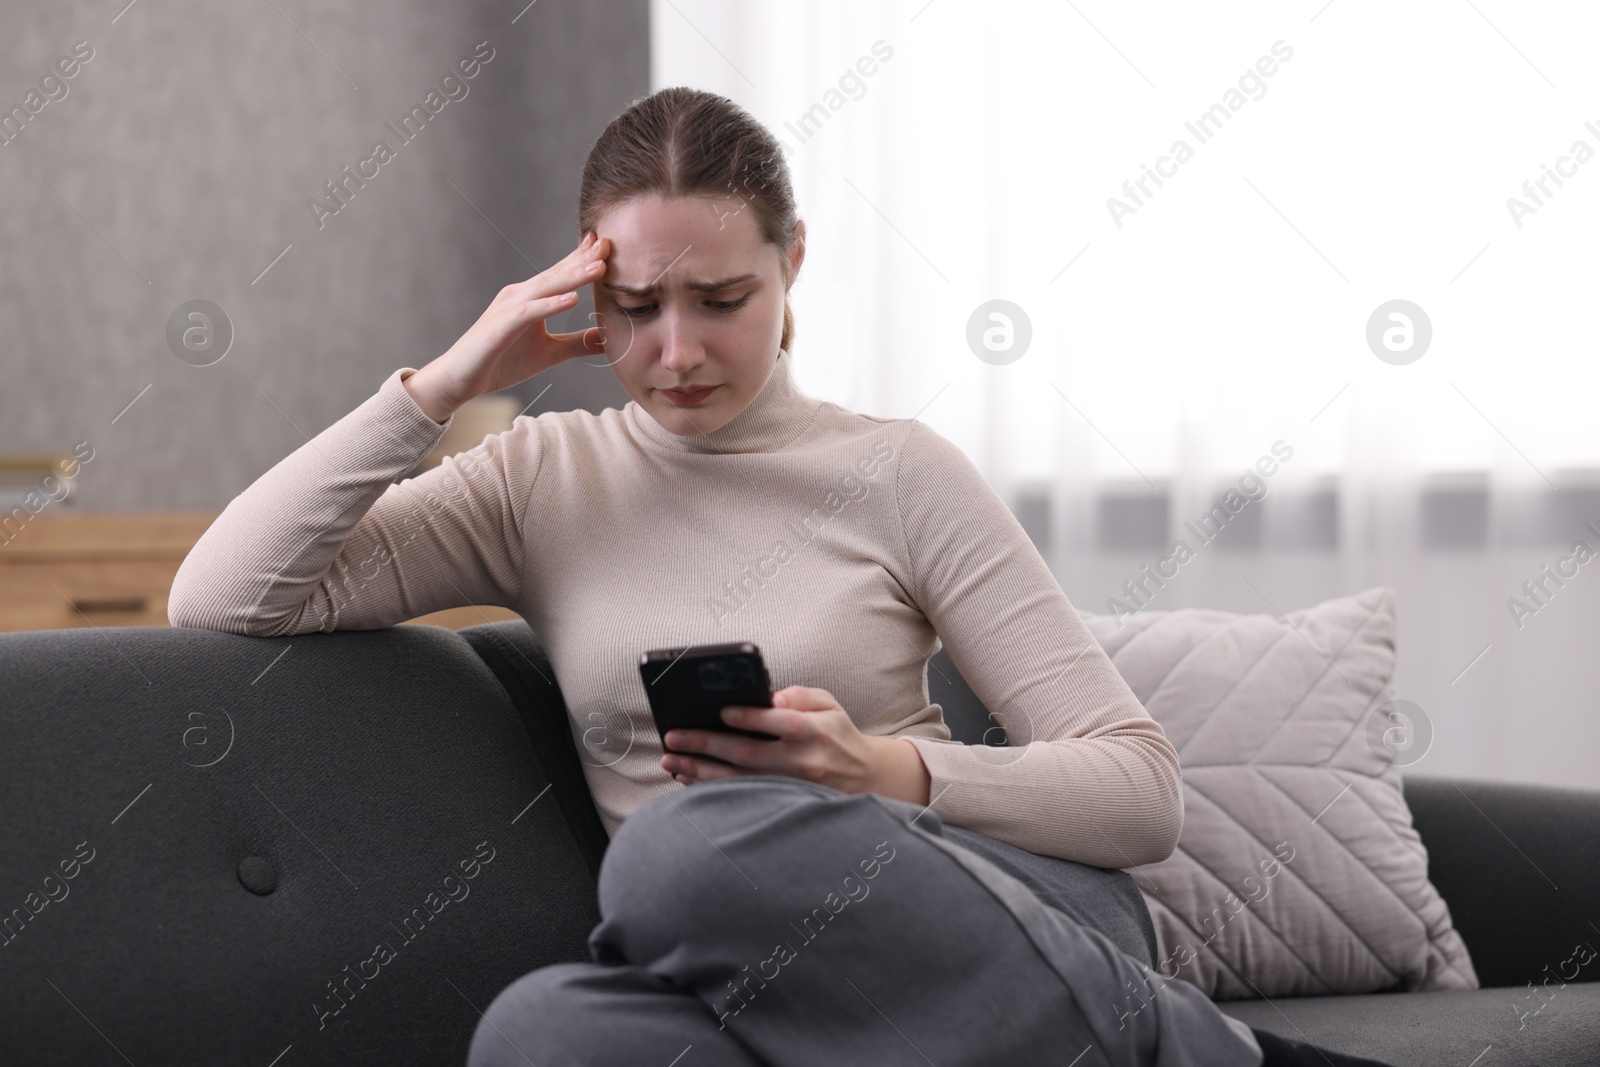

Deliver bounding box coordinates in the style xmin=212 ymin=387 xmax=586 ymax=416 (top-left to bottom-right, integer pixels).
xmin=170 ymin=87 xmax=1392 ymax=1067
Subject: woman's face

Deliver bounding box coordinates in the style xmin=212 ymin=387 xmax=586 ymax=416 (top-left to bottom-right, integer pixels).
xmin=589 ymin=192 xmax=803 ymax=437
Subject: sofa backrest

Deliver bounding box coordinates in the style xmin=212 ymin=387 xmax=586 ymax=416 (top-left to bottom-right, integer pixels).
xmin=0 ymin=621 xmax=602 ymax=1066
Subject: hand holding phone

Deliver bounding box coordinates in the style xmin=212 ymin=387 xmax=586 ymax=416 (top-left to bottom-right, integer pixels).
xmin=639 ymin=642 xmax=781 ymax=764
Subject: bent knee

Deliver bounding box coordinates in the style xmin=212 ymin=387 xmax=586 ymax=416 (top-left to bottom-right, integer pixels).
xmin=593 ymin=776 xmax=899 ymax=940
xmin=468 ymin=963 xmax=596 ymax=1067
xmin=602 ymin=775 xmax=843 ymax=888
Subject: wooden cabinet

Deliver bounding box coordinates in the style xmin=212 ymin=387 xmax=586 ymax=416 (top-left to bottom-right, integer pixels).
xmin=0 ymin=512 xmax=520 ymax=633
xmin=0 ymin=513 xmax=212 ymax=632
xmin=405 ymin=603 xmax=522 ymax=631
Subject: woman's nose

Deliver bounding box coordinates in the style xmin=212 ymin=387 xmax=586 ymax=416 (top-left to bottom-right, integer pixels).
xmin=658 ymin=328 xmax=706 ymax=372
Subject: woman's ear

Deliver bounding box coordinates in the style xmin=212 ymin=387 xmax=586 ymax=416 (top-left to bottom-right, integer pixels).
xmin=785 ymin=219 xmax=807 ymax=289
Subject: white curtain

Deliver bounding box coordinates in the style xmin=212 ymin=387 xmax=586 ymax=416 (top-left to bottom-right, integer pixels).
xmin=652 ymin=0 xmax=1600 ymax=791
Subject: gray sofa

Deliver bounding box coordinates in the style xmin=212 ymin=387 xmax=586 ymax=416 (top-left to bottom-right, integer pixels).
xmin=1 ymin=619 xmax=1595 ymax=1066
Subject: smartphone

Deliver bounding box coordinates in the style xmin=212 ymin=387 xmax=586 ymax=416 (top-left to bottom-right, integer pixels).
xmin=639 ymin=642 xmax=781 ymax=763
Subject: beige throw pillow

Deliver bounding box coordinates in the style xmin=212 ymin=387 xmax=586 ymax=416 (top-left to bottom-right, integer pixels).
xmin=1079 ymin=586 xmax=1479 ymax=1000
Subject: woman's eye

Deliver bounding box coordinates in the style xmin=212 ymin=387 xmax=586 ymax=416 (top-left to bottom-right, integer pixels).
xmin=612 ymin=296 xmax=750 ymax=319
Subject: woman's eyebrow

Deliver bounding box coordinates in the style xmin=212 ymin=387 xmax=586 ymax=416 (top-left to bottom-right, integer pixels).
xmin=602 ymin=273 xmax=758 ymax=297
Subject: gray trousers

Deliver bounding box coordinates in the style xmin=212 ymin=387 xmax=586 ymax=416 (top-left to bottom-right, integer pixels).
xmin=467 ymin=775 xmax=1264 ymax=1066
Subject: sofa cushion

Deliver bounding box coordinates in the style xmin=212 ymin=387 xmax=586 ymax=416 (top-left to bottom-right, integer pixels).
xmin=1076 ymin=586 xmax=1478 ymax=1000
xmin=1217 ymin=981 xmax=1600 ymax=1067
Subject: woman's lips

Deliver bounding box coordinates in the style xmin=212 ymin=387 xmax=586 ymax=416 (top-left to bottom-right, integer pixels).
xmin=659 ymin=385 xmax=719 ymax=404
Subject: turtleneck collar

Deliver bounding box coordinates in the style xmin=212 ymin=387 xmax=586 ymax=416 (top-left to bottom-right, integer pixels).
xmin=628 ymin=350 xmax=821 ymax=455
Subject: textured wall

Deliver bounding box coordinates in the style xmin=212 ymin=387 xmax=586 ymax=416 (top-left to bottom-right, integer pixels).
xmin=0 ymin=0 xmax=645 ymax=509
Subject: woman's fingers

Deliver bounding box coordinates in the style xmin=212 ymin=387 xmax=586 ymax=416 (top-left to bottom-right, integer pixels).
xmin=667 ymin=725 xmax=782 ymax=774
xmin=718 ymin=705 xmax=795 ymax=741
xmin=664 ymin=752 xmax=737 ymax=784
xmin=480 ymin=292 xmax=579 ymax=375
xmin=506 ymin=291 xmax=582 ymax=333
xmin=539 ymin=238 xmax=612 ymax=361
xmin=513 ymin=235 xmax=608 ymax=304
xmin=773 ymin=685 xmax=838 ymax=710
xmin=546 ymin=323 xmax=608 ymax=357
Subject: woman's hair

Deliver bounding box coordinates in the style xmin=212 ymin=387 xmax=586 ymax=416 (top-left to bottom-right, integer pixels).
xmin=578 ymin=87 xmax=801 ymax=355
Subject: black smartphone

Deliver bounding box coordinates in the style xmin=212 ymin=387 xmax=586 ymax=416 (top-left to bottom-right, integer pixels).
xmin=639 ymin=642 xmax=781 ymax=763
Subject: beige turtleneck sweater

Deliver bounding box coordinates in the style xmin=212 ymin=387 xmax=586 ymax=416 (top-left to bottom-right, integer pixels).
xmin=167 ymin=353 xmax=1184 ymax=868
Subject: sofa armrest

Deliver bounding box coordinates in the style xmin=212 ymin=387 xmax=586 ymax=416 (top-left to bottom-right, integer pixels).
xmin=1401 ymin=774 xmax=1600 ymax=989
xmin=0 ymin=622 xmax=603 ymax=1067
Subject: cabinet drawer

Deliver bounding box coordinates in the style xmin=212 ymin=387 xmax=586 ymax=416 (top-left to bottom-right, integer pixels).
xmin=0 ymin=559 xmax=182 ymax=631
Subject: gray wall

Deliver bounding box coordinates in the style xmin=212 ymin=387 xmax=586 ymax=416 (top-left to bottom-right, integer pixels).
xmin=1 ymin=0 xmax=644 ymax=509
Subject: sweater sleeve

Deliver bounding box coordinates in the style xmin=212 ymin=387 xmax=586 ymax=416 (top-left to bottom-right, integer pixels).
xmin=167 ymin=367 xmax=536 ymax=637
xmin=893 ymin=420 xmax=1183 ymax=869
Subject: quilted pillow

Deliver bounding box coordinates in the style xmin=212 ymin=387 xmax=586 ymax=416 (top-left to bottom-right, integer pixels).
xmin=1078 ymin=586 xmax=1479 ymax=1001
